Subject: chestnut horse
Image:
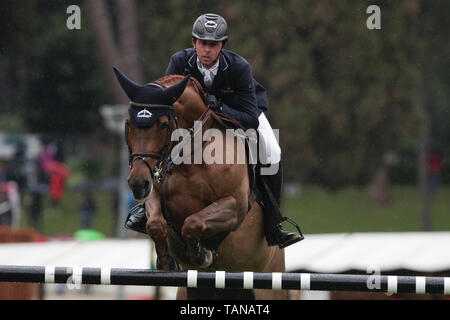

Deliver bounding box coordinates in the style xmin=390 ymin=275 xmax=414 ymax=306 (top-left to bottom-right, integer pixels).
xmin=114 ymin=68 xmax=287 ymax=300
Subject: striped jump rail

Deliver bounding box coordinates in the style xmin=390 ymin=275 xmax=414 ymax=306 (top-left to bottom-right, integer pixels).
xmin=0 ymin=265 xmax=449 ymax=295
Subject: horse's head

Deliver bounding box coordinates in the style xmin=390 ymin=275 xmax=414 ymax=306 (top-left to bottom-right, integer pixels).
xmin=114 ymin=67 xmax=200 ymax=201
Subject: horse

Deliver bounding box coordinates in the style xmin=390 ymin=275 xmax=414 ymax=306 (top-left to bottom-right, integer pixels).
xmin=113 ymin=68 xmax=287 ymax=300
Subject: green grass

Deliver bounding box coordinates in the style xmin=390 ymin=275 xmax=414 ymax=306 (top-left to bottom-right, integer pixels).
xmin=284 ymin=185 xmax=450 ymax=234
xmin=21 ymin=190 xmax=120 ymax=237
xmin=20 ymin=185 xmax=450 ymax=237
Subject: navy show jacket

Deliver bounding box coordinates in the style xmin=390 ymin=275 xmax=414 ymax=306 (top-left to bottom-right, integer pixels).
xmin=165 ymin=48 xmax=269 ymax=130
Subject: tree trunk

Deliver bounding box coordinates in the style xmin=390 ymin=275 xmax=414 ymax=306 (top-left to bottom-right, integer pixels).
xmin=418 ymin=72 xmax=433 ymax=231
xmin=85 ymin=0 xmax=128 ymax=104
xmin=118 ymin=0 xmax=144 ymax=83
xmin=369 ymin=165 xmax=390 ymax=206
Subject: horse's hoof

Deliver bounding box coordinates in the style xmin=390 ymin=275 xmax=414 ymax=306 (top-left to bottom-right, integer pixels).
xmin=157 ymin=255 xmax=180 ymax=271
xmin=190 ymin=242 xmax=216 ymax=269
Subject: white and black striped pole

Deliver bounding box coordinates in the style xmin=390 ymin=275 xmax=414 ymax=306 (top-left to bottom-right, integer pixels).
xmin=0 ymin=265 xmax=449 ymax=295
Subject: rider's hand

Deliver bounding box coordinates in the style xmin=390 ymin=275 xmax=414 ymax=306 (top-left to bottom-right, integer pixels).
xmin=206 ymin=95 xmax=222 ymax=112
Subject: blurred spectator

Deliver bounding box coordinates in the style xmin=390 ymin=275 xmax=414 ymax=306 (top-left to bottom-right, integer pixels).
xmin=0 ymin=181 xmax=20 ymax=226
xmin=0 ymin=162 xmax=12 ymax=225
xmin=39 ymin=142 xmax=70 ymax=208
xmin=80 ymin=191 xmax=96 ymax=230
xmin=0 ymin=161 xmax=7 ymax=182
xmin=5 ymin=142 xmax=27 ymax=195
xmin=427 ymin=147 xmax=444 ymax=195
xmin=29 ymin=191 xmax=42 ymax=230
xmin=127 ymin=189 xmax=136 ymax=212
xmin=27 ymin=183 xmax=46 ymax=232
xmin=0 ymin=189 xmax=11 ymax=225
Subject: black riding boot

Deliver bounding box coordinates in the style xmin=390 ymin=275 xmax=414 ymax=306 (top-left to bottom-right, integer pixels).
xmin=260 ymin=162 xmax=303 ymax=249
xmin=125 ymin=203 xmax=148 ymax=234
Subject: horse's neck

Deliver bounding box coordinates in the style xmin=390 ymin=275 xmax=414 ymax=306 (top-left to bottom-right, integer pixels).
xmin=176 ymin=86 xmax=212 ymax=130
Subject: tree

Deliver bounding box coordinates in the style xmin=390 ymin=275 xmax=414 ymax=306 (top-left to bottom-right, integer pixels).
xmin=1 ymin=0 xmax=108 ymax=135
xmin=222 ymin=1 xmax=423 ymax=190
xmin=85 ymin=0 xmax=144 ymax=104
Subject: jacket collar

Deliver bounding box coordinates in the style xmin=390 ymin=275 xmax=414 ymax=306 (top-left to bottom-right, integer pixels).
xmin=187 ymin=51 xmax=229 ymax=93
xmin=187 ymin=51 xmax=197 ymax=68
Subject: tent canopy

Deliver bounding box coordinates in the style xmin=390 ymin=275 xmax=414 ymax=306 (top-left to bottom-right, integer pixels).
xmin=0 ymin=232 xmax=449 ymax=274
xmin=285 ymin=232 xmax=450 ymax=273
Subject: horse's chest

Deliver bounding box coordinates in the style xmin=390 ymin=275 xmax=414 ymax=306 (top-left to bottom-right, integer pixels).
xmin=163 ymin=171 xmax=213 ymax=220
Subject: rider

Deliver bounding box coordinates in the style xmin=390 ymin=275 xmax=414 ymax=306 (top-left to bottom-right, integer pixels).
xmin=126 ymin=13 xmax=302 ymax=249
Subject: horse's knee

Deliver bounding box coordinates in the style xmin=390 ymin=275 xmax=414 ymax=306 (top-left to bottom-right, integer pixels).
xmin=181 ymin=215 xmax=205 ymax=241
xmin=146 ymin=217 xmax=168 ymax=240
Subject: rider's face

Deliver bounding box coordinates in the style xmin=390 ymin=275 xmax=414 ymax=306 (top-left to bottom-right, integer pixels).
xmin=192 ymin=39 xmax=223 ymax=69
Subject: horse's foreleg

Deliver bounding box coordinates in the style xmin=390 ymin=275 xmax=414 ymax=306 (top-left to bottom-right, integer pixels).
xmin=145 ymin=192 xmax=178 ymax=270
xmin=181 ymin=195 xmax=244 ymax=267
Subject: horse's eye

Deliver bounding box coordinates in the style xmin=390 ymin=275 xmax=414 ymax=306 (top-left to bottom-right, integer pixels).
xmin=160 ymin=122 xmax=169 ymax=130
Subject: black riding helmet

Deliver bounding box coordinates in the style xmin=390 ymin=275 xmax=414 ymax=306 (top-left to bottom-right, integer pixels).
xmin=192 ymin=13 xmax=228 ymax=42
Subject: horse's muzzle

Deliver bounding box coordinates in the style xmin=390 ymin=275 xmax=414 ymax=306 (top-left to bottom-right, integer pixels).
xmin=128 ymin=176 xmax=153 ymax=202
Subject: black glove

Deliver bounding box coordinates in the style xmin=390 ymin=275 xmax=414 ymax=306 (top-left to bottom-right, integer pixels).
xmin=206 ymin=94 xmax=222 ymax=112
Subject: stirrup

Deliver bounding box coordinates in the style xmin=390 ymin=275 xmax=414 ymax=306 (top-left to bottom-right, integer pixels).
xmin=280 ymin=217 xmax=305 ymax=241
xmin=267 ymin=217 xmax=305 ymax=249
xmin=278 ymin=217 xmax=304 ymax=249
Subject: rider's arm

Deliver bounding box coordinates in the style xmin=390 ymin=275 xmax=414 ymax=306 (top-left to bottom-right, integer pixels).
xmin=221 ymin=61 xmax=260 ymax=130
xmin=164 ymin=50 xmax=190 ymax=76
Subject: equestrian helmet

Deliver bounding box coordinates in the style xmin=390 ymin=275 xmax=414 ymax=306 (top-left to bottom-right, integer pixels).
xmin=192 ymin=13 xmax=228 ymax=42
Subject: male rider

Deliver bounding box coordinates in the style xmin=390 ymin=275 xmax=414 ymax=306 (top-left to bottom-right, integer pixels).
xmin=126 ymin=13 xmax=302 ymax=249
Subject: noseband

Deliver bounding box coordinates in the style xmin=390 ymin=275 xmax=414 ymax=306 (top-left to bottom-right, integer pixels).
xmin=127 ymin=113 xmax=177 ymax=185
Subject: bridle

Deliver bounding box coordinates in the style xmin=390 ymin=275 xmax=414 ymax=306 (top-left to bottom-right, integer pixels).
xmin=126 ymin=111 xmax=177 ymax=185
xmin=125 ymin=80 xmax=180 ymax=185
xmin=125 ymin=78 xmax=207 ymax=185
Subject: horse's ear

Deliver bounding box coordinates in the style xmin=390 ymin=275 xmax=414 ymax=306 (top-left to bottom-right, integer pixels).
xmin=164 ymin=75 xmax=191 ymax=104
xmin=113 ymin=67 xmax=142 ymax=101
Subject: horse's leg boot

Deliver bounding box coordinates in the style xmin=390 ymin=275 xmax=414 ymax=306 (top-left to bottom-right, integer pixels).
xmin=260 ymin=162 xmax=303 ymax=249
xmin=157 ymin=252 xmax=180 ymax=271
xmin=188 ymin=241 xmax=216 ymax=269
xmin=124 ymin=203 xmax=148 ymax=234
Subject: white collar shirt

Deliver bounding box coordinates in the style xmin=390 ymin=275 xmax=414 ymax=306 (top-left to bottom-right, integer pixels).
xmin=197 ymin=58 xmax=220 ymax=88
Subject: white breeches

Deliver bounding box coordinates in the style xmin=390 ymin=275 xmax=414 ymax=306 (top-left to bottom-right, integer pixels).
xmin=257 ymin=113 xmax=281 ymax=165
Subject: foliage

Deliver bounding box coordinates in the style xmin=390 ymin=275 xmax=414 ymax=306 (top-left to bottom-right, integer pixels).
xmin=1 ymin=0 xmax=108 ymax=135
xmin=135 ymin=0 xmax=430 ymax=188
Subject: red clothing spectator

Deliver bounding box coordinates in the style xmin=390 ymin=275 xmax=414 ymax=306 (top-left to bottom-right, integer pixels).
xmin=427 ymin=153 xmax=443 ymax=174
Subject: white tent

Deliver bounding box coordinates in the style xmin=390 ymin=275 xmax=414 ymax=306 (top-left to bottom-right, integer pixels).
xmin=0 ymin=239 xmax=153 ymax=269
xmin=1 ymin=232 xmax=449 ymax=300
xmin=0 ymin=232 xmax=449 ymax=274
xmin=285 ymin=231 xmax=450 ymax=274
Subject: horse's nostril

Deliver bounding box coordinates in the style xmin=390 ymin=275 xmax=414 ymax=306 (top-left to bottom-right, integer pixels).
xmin=128 ymin=177 xmax=152 ymax=200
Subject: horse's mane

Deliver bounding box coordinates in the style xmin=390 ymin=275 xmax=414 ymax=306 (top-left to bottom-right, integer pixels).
xmin=155 ymin=74 xmax=185 ymax=87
